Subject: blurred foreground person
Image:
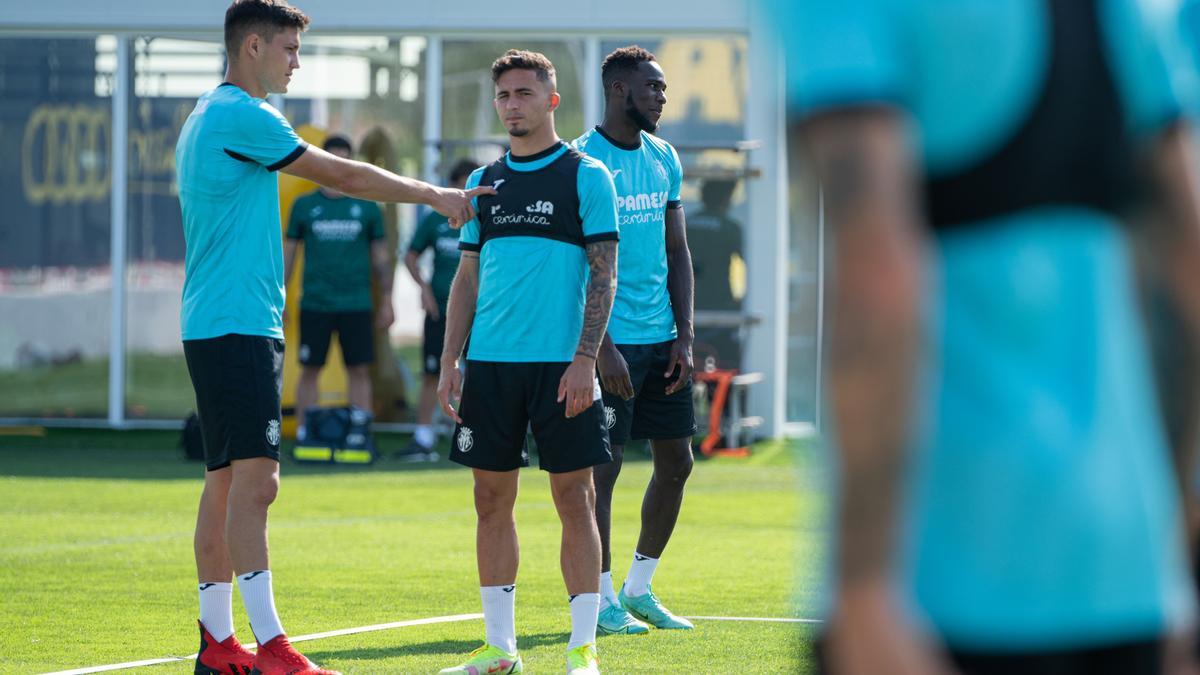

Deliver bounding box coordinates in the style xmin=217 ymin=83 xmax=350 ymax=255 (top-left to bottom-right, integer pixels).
xmin=776 ymin=0 xmax=1200 ymax=672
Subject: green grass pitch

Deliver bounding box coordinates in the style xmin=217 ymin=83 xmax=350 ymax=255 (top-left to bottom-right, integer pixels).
xmin=0 ymin=430 xmax=824 ymax=673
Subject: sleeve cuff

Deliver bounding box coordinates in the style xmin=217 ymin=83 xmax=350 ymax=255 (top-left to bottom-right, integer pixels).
xmin=459 ymin=241 xmax=482 ymax=252
xmin=667 ymin=200 xmax=682 ymax=210
xmin=266 ymin=141 xmax=309 ymax=172
xmin=583 ymin=232 xmax=619 ymax=244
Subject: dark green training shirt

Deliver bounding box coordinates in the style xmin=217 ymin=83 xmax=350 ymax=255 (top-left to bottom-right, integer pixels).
xmin=286 ymin=190 xmax=384 ymax=312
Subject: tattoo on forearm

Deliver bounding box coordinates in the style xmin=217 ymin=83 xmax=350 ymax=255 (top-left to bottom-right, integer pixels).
xmin=805 ymin=113 xmax=918 ymax=231
xmin=1146 ymin=279 xmax=1200 ymax=481
xmin=578 ymin=240 xmax=617 ymax=358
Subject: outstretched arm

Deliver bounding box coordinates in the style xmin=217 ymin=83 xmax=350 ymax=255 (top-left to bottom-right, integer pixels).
xmin=284 ymin=146 xmax=494 ymax=227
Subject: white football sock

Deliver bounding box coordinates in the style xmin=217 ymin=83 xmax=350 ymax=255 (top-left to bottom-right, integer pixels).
xmin=567 ymin=593 xmax=600 ymax=650
xmin=599 ymin=571 xmax=620 ymax=608
xmin=481 ymin=584 xmax=518 ymax=653
xmin=624 ymin=553 xmax=659 ymax=598
xmin=198 ymin=582 xmax=234 ymax=642
xmin=414 ymin=425 xmax=435 ymax=448
xmin=237 ymin=570 xmax=285 ymax=644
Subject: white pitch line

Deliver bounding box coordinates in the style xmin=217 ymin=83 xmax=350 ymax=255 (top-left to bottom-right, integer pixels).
xmin=685 ymin=615 xmax=822 ymax=624
xmin=41 ymin=612 xmax=813 ymax=675
xmin=40 ymin=613 xmax=484 ymax=675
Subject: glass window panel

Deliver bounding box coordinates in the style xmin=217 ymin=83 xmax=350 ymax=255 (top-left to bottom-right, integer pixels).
xmin=124 ymin=36 xmax=224 ymax=420
xmin=600 ymin=37 xmax=750 ymax=371
xmin=0 ymin=36 xmax=115 ymax=418
xmin=122 ymin=34 xmax=431 ymax=421
xmin=441 ymin=39 xmax=588 ymax=169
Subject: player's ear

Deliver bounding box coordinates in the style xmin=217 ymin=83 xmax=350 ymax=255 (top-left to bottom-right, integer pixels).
xmin=245 ymin=33 xmax=260 ymax=60
xmin=548 ymin=92 xmax=561 ymax=112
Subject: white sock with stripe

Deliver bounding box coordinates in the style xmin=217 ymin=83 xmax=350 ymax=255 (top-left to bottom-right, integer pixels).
xmin=198 ymin=582 xmax=234 ymax=642
xmin=599 ymin=571 xmax=620 ymax=608
xmin=567 ymin=593 xmax=600 ymax=650
xmin=481 ymin=584 xmax=518 ymax=653
xmin=624 ymin=553 xmax=659 ymax=598
xmin=237 ymin=569 xmax=285 ymax=644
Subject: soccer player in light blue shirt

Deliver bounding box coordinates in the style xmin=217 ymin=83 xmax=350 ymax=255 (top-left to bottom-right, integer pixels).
xmin=176 ymin=3 xmax=490 ymax=673
xmin=773 ymin=0 xmax=1200 ymax=672
xmin=571 ymin=46 xmax=698 ymax=636
xmin=436 ymin=50 xmax=617 ymax=675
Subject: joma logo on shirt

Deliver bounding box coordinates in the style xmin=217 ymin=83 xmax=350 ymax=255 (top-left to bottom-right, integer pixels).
xmin=526 ymin=200 xmax=554 ymax=215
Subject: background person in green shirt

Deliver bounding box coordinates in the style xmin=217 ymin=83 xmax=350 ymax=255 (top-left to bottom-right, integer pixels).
xmin=283 ymin=134 xmax=393 ymax=438
xmin=402 ymin=158 xmax=479 ymax=456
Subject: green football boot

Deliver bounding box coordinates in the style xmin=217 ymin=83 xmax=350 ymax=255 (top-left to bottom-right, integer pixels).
xmin=438 ymin=643 xmax=522 ymax=674
xmin=619 ymin=584 xmax=694 ymax=630
xmin=566 ymin=643 xmax=600 ymax=674
xmin=596 ymin=602 xmax=650 ymax=635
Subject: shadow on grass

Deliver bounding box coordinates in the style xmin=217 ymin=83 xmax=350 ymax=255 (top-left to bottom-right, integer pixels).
xmin=0 ymin=427 xmax=795 ymax=482
xmin=0 ymin=429 xmax=464 ymax=481
xmin=304 ymin=631 xmax=571 ymax=662
xmin=0 ymin=429 xmax=664 ymax=481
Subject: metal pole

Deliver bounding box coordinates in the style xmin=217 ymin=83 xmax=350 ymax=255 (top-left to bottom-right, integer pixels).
xmin=107 ymin=34 xmax=130 ymax=428
xmin=815 ymin=186 xmax=825 ymax=432
xmin=583 ymin=37 xmax=601 ymax=131
xmin=423 ymin=36 xmax=443 ymax=185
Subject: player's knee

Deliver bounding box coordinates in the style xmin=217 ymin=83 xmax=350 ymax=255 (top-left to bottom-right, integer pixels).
xmin=551 ymin=477 xmax=595 ymax=517
xmin=473 ymin=483 xmax=516 ymax=521
xmin=299 ymin=367 xmax=321 ymax=382
xmin=245 ymin=474 xmax=280 ymax=508
xmin=662 ymin=453 xmax=693 ymax=487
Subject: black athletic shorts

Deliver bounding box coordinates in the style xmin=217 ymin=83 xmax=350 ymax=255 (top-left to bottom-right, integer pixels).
xmin=422 ymin=313 xmax=447 ymax=375
xmin=450 ymin=360 xmax=613 ymax=473
xmin=601 ymin=340 xmax=697 ymax=445
xmin=813 ymin=632 xmax=1163 ymax=675
xmin=183 ymin=334 xmax=284 ymax=471
xmin=298 ymin=309 xmax=374 ymax=367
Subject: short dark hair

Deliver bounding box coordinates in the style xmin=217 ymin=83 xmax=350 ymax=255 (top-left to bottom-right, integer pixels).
xmin=448 ymin=159 xmax=480 ymax=184
xmin=322 ymin=134 xmax=352 ymax=154
xmin=601 ymin=45 xmax=656 ymax=91
xmin=224 ymin=0 xmax=310 ymax=61
xmin=491 ymin=50 xmax=556 ymax=88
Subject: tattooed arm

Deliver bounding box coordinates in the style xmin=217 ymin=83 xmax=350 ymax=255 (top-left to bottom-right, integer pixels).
xmin=559 ymin=240 xmax=618 ymax=418
xmin=1142 ymin=124 xmax=1200 ymax=521
xmin=437 ymin=252 xmax=479 ymax=422
xmin=802 ymin=110 xmax=949 ymax=675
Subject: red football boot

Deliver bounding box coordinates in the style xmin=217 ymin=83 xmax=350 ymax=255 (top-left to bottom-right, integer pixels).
xmin=250 ymin=634 xmax=340 ymax=675
xmin=194 ymin=620 xmax=256 ymax=675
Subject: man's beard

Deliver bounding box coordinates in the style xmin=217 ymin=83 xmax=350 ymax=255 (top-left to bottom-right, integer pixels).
xmin=509 ymin=127 xmax=530 ymax=137
xmin=625 ymin=92 xmax=657 ymax=133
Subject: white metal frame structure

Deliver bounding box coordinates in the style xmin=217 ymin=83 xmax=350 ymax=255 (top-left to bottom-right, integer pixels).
xmin=0 ymin=0 xmax=812 ymax=438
